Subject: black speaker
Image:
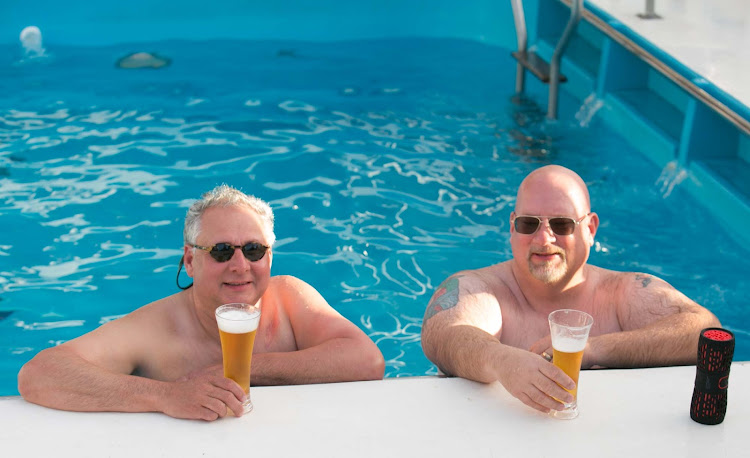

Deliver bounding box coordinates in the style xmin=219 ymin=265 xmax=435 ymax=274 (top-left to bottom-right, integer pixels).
xmin=690 ymin=328 xmax=734 ymax=425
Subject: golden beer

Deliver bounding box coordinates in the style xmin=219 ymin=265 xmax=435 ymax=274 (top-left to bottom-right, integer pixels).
xmin=218 ymin=327 xmax=258 ymax=393
xmin=552 ymin=341 xmax=585 ymax=398
xmin=548 ymin=309 xmax=593 ymax=420
xmin=215 ymin=303 xmax=261 ymax=414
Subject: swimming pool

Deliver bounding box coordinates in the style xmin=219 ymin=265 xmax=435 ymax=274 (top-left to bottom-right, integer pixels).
xmin=1 ymin=3 xmax=748 ymax=397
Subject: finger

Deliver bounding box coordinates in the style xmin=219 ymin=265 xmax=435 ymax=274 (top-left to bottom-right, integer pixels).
xmin=540 ymin=364 xmax=576 ymax=392
xmin=212 ymin=376 xmax=247 ymax=403
xmin=531 ymin=382 xmax=572 ymax=409
xmin=202 ymin=395 xmax=229 ymax=419
xmin=206 ymin=382 xmax=245 ymax=417
xmin=517 ymin=392 xmax=551 ymax=413
xmin=526 ymin=382 xmax=571 ymax=411
xmin=199 ymin=406 xmax=220 ymax=422
xmin=532 ymin=372 xmax=574 ymax=404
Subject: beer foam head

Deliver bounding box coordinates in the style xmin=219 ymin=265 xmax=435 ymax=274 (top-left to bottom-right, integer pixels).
xmin=216 ymin=307 xmax=260 ymax=334
xmin=552 ymin=336 xmax=587 ymax=353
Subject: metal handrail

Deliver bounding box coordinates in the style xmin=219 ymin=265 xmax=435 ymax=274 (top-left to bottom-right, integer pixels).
xmin=559 ymin=0 xmax=750 ymax=136
xmin=548 ymin=0 xmax=583 ymax=119
xmin=511 ymin=0 xmax=582 ymax=119
xmin=510 ymin=0 xmax=528 ymax=93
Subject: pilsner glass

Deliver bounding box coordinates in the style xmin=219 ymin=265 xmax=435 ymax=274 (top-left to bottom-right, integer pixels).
xmin=215 ymin=303 xmax=261 ymax=414
xmin=548 ymin=309 xmax=594 ymax=420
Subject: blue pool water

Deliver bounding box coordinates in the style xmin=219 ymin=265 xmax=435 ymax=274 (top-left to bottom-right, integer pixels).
xmin=0 ymin=38 xmax=748 ymax=396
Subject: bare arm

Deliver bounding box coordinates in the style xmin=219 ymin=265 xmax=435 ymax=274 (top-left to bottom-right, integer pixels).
xmin=586 ymin=273 xmax=720 ymax=368
xmin=19 ymin=344 xmax=165 ymax=412
xmin=17 ymin=305 xmax=245 ymax=421
xmin=250 ymin=276 xmax=384 ymax=385
xmin=421 ymin=273 xmax=574 ymax=413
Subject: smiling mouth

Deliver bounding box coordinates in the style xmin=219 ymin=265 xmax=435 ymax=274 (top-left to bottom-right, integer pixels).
xmin=531 ymin=252 xmax=562 ymax=261
xmin=224 ymin=281 xmax=251 ymax=287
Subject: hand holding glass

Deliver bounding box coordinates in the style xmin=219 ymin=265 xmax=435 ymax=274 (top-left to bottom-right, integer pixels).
xmin=215 ymin=303 xmax=261 ymax=414
xmin=548 ymin=309 xmax=594 ymax=420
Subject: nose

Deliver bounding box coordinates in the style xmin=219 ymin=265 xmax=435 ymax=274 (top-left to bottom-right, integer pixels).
xmin=532 ymin=218 xmax=557 ymax=243
xmin=227 ymin=247 xmax=251 ymax=271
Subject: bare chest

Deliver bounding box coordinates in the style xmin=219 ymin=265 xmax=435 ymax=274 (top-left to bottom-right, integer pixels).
xmin=498 ymin=298 xmax=623 ymax=350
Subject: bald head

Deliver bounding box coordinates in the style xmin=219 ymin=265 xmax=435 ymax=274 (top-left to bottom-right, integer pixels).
xmin=515 ymin=165 xmax=591 ymax=217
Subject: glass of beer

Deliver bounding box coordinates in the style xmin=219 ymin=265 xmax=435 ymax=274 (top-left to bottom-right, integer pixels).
xmin=215 ymin=303 xmax=261 ymax=414
xmin=548 ymin=309 xmax=594 ymax=420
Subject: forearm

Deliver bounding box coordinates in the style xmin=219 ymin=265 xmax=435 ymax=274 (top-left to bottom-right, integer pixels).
xmin=587 ymin=311 xmax=720 ymax=368
xmin=423 ymin=325 xmax=507 ymax=384
xmin=250 ymin=337 xmax=384 ymax=385
xmin=18 ymin=347 xmax=166 ymax=413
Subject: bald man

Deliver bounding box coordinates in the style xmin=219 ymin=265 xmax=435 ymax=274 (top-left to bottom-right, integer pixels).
xmin=421 ymin=165 xmax=719 ymax=414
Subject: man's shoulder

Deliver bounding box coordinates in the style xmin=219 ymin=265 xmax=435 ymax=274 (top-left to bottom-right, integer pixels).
xmin=116 ymin=292 xmax=187 ymax=327
xmin=266 ymin=275 xmax=323 ymax=304
xmin=439 ymin=261 xmax=513 ymax=293
xmin=268 ymin=274 xmax=310 ymax=290
xmin=586 ymin=266 xmax=669 ymax=306
xmin=588 ymin=265 xmax=652 ymax=289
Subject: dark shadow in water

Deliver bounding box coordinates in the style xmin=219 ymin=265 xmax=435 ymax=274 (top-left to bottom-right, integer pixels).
xmin=277 ymin=49 xmax=298 ymax=58
xmin=505 ymin=94 xmax=557 ymax=160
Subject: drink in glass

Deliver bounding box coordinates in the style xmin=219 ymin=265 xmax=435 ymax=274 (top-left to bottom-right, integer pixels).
xmin=548 ymin=309 xmax=593 ymax=419
xmin=215 ymin=303 xmax=261 ymax=414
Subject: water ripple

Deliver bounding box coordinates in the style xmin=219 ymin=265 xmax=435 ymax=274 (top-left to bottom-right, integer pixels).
xmin=15 ymin=320 xmax=86 ymax=331
xmin=1 ymin=38 xmax=747 ymax=395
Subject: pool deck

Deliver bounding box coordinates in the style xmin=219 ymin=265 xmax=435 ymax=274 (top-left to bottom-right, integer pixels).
xmin=589 ymin=0 xmax=750 ymax=114
xmin=1 ymin=363 xmax=747 ymax=457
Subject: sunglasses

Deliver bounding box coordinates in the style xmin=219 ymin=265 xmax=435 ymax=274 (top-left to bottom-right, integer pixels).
xmin=192 ymin=242 xmax=269 ymax=263
xmin=512 ymin=213 xmax=589 ymax=236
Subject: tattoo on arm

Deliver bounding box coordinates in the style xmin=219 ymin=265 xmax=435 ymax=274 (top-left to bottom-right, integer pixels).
xmin=424 ymin=275 xmax=463 ymax=322
xmin=635 ymin=274 xmax=652 ymax=288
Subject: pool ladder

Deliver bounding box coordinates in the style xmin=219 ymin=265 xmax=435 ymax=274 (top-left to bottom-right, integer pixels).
xmin=511 ymin=0 xmax=583 ymax=119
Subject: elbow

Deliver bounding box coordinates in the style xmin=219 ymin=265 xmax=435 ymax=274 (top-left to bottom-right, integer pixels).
xmin=361 ymin=346 xmax=385 ymax=381
xmin=372 ymin=352 xmax=386 ymax=380
xmin=698 ymin=308 xmax=722 ymax=330
xmin=708 ymin=312 xmax=722 ymax=329
xmin=17 ymin=355 xmax=44 ymax=403
xmin=351 ymin=336 xmax=385 ymax=381
xmin=17 ymin=347 xmax=63 ymax=405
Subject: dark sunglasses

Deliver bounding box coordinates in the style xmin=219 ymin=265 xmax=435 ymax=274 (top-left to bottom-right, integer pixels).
xmin=192 ymin=242 xmax=269 ymax=263
xmin=513 ymin=214 xmax=589 ymax=236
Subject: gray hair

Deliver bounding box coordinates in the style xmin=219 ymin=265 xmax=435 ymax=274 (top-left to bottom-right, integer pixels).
xmin=183 ymin=184 xmax=276 ymax=247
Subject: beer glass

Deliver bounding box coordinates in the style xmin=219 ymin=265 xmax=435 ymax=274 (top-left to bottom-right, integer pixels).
xmin=548 ymin=309 xmax=593 ymax=419
xmin=215 ymin=303 xmax=261 ymax=414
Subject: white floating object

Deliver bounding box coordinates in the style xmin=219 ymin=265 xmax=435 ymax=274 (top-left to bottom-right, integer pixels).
xmin=20 ymin=26 xmax=44 ymax=55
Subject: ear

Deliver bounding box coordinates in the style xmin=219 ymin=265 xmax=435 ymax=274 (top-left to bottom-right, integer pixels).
xmin=509 ymin=211 xmax=516 ymax=235
xmin=183 ymin=245 xmax=195 ymax=277
xmin=586 ymin=212 xmax=599 ymax=246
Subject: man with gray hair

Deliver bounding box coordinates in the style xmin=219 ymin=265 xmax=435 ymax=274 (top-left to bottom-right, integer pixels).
xmin=19 ymin=185 xmax=385 ymax=421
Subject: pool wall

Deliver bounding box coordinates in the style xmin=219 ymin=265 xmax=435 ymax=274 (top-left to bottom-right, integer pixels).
xmin=3 ymin=0 xmax=749 ymax=243
xmin=525 ymin=0 xmax=750 ymax=245
xmin=1 ymin=0 xmax=517 ymax=47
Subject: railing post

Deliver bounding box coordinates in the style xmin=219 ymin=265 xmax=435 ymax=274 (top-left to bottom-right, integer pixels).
xmin=637 ymin=0 xmax=662 ymax=19
xmin=548 ymin=0 xmax=582 ymax=119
